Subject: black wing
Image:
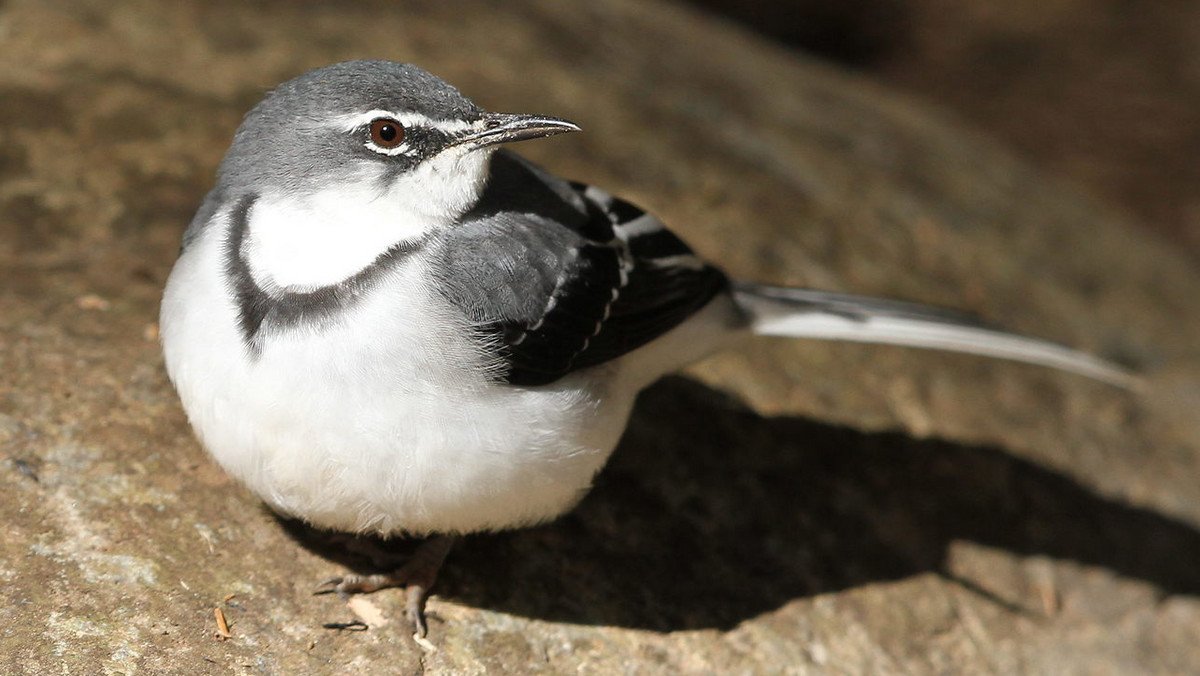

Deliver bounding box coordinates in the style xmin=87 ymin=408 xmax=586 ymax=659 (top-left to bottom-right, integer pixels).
xmin=431 ymin=151 xmax=727 ymax=386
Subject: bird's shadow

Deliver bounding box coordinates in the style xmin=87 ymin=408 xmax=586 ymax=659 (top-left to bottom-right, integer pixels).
xmin=282 ymin=376 xmax=1200 ymax=632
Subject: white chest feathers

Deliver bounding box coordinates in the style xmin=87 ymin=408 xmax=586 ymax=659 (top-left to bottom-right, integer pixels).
xmin=160 ymin=202 xmax=636 ymax=537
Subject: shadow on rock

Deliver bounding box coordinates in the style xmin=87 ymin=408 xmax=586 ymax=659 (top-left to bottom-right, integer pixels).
xmin=282 ymin=376 xmax=1200 ymax=632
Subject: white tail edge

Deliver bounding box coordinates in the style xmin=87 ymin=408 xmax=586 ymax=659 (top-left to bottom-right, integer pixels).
xmin=732 ymin=282 xmax=1141 ymax=390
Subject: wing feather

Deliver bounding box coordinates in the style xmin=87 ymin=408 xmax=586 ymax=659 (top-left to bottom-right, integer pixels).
xmin=432 ymin=151 xmax=727 ymax=386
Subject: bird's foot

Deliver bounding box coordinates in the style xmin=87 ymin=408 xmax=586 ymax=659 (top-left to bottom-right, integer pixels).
xmin=315 ymin=535 xmax=456 ymax=637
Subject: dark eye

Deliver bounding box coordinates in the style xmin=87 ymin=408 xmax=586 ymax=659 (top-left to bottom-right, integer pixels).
xmin=368 ymin=118 xmax=405 ymax=148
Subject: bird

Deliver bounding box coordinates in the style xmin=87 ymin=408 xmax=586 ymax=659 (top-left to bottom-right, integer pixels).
xmin=159 ymin=60 xmax=1135 ymax=638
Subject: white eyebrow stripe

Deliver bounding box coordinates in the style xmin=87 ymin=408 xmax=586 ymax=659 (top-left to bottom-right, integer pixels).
xmin=334 ymin=109 xmax=476 ymax=135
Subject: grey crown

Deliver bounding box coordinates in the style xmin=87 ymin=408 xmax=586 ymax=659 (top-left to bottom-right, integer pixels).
xmin=220 ymin=60 xmax=486 ymax=196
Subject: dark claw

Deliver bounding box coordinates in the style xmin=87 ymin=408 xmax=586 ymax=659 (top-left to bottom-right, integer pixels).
xmin=409 ymin=609 xmax=427 ymax=638
xmin=314 ymin=578 xmax=344 ymax=595
xmin=312 ymin=535 xmax=456 ymax=640
xmin=405 ymin=584 xmax=434 ymax=637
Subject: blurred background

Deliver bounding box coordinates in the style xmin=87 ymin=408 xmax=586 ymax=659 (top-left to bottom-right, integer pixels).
xmin=689 ymin=0 xmax=1200 ymax=264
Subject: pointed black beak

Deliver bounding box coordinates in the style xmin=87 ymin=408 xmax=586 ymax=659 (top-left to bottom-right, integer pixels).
xmin=455 ymin=113 xmax=580 ymax=150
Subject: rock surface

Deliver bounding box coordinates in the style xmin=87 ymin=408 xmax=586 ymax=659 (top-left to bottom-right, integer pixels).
xmin=1 ymin=0 xmax=1198 ymax=674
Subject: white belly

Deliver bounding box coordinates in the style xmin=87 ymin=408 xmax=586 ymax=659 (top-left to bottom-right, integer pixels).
xmin=159 ymin=228 xmax=636 ymax=536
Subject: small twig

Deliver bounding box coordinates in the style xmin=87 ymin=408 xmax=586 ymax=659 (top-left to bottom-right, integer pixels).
xmin=222 ymin=593 xmax=247 ymax=611
xmin=213 ymin=607 xmax=232 ymax=641
xmin=13 ymin=459 xmax=39 ymax=483
xmin=322 ymin=620 xmax=368 ymax=631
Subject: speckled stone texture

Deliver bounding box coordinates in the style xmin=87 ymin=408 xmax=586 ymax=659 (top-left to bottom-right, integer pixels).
xmin=1 ymin=1 xmax=1198 ymax=674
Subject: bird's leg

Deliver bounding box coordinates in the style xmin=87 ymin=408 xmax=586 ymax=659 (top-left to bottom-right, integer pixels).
xmin=315 ymin=534 xmax=457 ymax=637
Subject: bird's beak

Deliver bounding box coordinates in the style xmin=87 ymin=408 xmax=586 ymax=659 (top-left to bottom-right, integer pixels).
xmin=455 ymin=113 xmax=580 ymax=150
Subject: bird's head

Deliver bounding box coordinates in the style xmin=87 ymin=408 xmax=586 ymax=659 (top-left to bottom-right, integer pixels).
xmin=217 ymin=60 xmax=578 ymax=225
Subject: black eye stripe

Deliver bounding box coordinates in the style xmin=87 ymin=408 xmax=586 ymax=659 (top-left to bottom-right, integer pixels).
xmin=359 ymin=121 xmax=457 ymax=163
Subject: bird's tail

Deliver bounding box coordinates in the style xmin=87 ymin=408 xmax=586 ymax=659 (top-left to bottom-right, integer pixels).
xmin=731 ymin=281 xmax=1139 ymax=389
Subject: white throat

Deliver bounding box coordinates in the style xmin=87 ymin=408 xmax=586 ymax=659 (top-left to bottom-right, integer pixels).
xmin=244 ymin=148 xmax=493 ymax=288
